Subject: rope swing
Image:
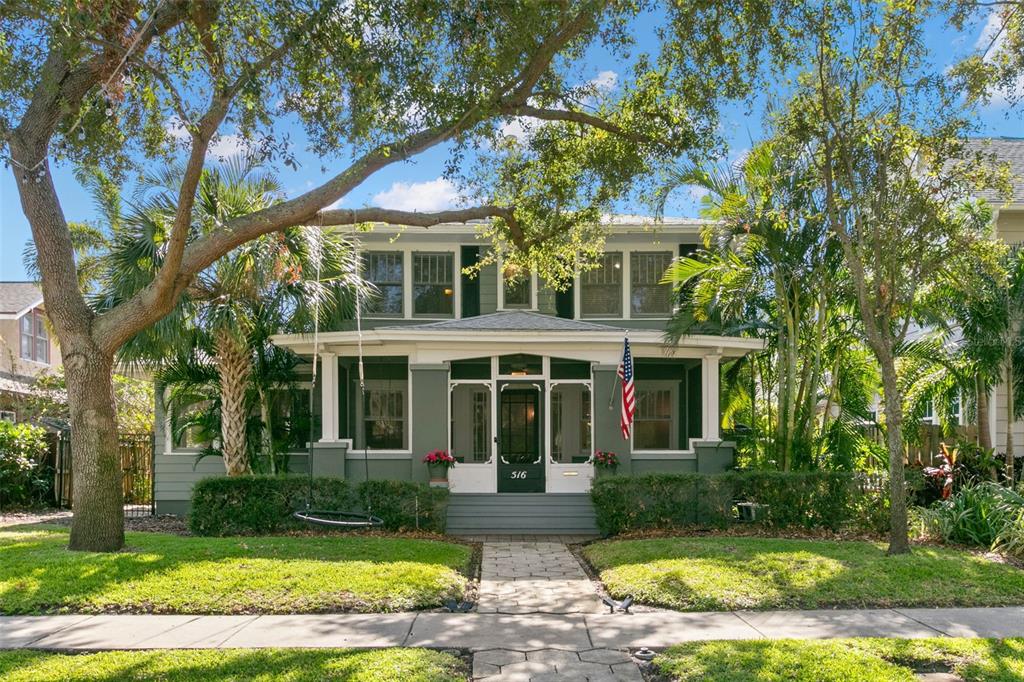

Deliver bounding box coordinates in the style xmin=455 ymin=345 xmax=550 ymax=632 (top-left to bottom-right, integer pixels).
xmin=294 ymin=229 xmax=382 ymax=529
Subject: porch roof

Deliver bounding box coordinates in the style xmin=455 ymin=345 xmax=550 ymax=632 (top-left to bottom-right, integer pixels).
xmin=271 ymin=312 xmax=764 ymax=358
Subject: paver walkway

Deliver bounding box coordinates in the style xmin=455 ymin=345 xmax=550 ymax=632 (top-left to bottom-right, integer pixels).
xmin=471 ymin=540 xmax=635 ymax=679
xmin=476 ymin=540 xmax=604 ymax=615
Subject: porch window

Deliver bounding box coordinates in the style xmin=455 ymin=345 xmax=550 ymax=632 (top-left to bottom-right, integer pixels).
xmin=413 ymin=252 xmax=454 ymax=317
xmin=450 ymin=384 xmax=491 ymax=462
xmin=630 ymin=251 xmax=673 ymax=316
xmin=551 ymin=383 xmax=592 ymax=463
xmin=502 ymin=265 xmax=532 ymax=308
xmin=363 ymin=381 xmax=407 ymax=449
xmin=19 ymin=309 xmax=49 ymax=363
xmin=634 ymin=383 xmax=677 ymax=450
xmin=363 ymin=252 xmax=404 ymax=316
xmin=580 ymin=253 xmax=622 ymax=317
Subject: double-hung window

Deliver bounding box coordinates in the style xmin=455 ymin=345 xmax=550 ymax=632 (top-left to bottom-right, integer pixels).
xmin=19 ymin=309 xmax=49 ymax=363
xmin=363 ymin=252 xmax=404 ymax=316
xmin=413 ymin=252 xmax=454 ymax=317
xmin=633 ymin=384 xmax=676 ymax=450
xmin=580 ymin=253 xmax=622 ymax=317
xmin=630 ymin=251 xmax=673 ymax=316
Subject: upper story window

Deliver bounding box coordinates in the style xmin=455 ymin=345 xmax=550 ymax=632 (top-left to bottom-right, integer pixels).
xmin=19 ymin=309 xmax=49 ymax=364
xmin=413 ymin=252 xmax=454 ymax=317
xmin=363 ymin=252 xmax=404 ymax=316
xmin=580 ymin=252 xmax=622 ymax=317
xmin=631 ymin=251 xmax=673 ymax=317
xmin=502 ymin=265 xmax=532 ymax=308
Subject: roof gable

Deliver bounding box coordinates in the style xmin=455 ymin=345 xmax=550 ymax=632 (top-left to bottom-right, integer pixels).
xmin=0 ymin=282 xmax=43 ymax=318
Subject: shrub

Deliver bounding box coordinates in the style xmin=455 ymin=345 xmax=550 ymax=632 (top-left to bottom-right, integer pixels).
xmin=0 ymin=422 xmax=50 ymax=508
xmin=917 ymin=482 xmax=1024 ymax=555
xmin=189 ymin=476 xmax=448 ymax=536
xmin=590 ymin=471 xmax=879 ymax=536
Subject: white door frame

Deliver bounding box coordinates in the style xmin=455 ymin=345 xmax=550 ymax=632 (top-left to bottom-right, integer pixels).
xmin=545 ymin=377 xmax=595 ymax=492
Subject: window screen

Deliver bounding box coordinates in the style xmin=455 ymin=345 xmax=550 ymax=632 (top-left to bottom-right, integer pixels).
xmin=631 ymin=251 xmax=673 ymax=316
xmin=363 ymin=252 xmax=403 ymax=316
xmin=413 ymin=252 xmax=454 ymax=316
xmin=580 ymin=253 xmax=622 ymax=317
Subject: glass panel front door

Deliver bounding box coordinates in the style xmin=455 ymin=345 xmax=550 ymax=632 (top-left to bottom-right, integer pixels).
xmin=497 ymin=383 xmax=544 ymax=492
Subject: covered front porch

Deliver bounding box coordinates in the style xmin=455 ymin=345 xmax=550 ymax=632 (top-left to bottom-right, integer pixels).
xmin=271 ymin=312 xmax=762 ymax=493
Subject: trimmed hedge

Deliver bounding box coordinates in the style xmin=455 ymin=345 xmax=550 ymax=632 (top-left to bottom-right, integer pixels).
xmin=591 ymin=471 xmax=886 ymax=536
xmin=189 ymin=476 xmax=448 ymax=536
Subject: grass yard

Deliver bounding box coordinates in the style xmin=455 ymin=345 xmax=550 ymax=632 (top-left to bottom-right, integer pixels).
xmin=655 ymin=638 xmax=1024 ymax=682
xmin=0 ymin=648 xmax=466 ymax=682
xmin=0 ymin=527 xmax=471 ymax=614
xmin=583 ymin=536 xmax=1024 ymax=611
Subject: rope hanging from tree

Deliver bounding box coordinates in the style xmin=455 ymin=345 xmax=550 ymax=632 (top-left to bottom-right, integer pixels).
xmin=294 ymin=226 xmax=381 ymax=529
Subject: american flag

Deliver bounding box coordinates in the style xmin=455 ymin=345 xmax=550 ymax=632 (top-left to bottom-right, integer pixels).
xmin=617 ymin=336 xmax=635 ymax=439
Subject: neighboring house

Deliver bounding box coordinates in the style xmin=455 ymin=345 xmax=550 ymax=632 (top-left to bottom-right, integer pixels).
xmin=968 ymin=137 xmax=1024 ymax=462
xmin=153 ymin=218 xmax=762 ymax=526
xmin=0 ymin=282 xmax=61 ymax=422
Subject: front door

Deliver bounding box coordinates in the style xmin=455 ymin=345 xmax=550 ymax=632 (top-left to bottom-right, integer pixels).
xmin=497 ymin=384 xmax=544 ymax=492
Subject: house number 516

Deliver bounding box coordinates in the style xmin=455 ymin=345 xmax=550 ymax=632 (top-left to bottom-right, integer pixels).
xmin=510 ymin=471 xmax=527 ymax=479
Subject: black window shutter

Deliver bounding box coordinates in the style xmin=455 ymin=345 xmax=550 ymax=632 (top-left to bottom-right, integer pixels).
xmin=555 ymin=283 xmax=574 ymax=319
xmin=460 ymin=246 xmax=481 ymax=318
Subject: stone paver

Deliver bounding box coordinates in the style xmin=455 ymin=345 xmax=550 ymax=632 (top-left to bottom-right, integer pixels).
xmin=474 ymin=647 xmax=641 ymax=681
xmin=476 ymin=541 xmax=603 ymax=615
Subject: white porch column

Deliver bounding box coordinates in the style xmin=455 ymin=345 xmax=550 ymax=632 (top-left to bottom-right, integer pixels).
xmin=701 ymin=353 xmax=721 ymax=441
xmin=319 ymin=351 xmax=339 ymax=442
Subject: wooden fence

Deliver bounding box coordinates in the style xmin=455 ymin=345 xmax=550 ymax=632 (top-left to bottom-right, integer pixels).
xmin=48 ymin=431 xmax=155 ymax=517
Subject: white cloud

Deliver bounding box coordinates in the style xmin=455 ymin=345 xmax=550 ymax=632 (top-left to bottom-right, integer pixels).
xmin=206 ymin=133 xmax=252 ymax=159
xmin=976 ymin=10 xmax=1005 ymax=51
xmin=371 ymin=177 xmax=461 ymax=212
xmin=164 ymin=117 xmax=190 ymax=141
xmin=589 ymin=70 xmax=618 ymax=94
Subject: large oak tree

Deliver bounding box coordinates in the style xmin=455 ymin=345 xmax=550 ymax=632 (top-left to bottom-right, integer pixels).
xmin=2 ymin=0 xmax=784 ymax=551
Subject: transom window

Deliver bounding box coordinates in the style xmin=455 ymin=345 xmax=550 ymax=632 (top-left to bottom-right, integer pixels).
xmin=363 ymin=252 xmax=404 ymax=316
xmin=631 ymin=251 xmax=673 ymax=316
xmin=413 ymin=252 xmax=454 ymax=317
xmin=19 ymin=309 xmax=49 ymax=363
xmin=580 ymin=252 xmax=622 ymax=317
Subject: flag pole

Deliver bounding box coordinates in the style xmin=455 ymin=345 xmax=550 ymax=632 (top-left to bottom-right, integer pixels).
xmin=608 ymin=331 xmax=628 ymax=410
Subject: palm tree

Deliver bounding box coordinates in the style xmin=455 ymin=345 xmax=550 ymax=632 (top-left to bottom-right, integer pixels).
xmin=98 ymin=157 xmax=360 ymax=475
xmin=658 ymin=141 xmax=866 ymax=470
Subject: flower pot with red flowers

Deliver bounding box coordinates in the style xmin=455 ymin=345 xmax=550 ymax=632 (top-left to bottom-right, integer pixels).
xmin=423 ymin=449 xmax=456 ymax=487
xmin=593 ymin=450 xmax=620 ymax=477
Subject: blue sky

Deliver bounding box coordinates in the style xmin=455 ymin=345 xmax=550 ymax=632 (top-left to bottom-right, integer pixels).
xmin=1 ymin=8 xmax=1018 ymax=282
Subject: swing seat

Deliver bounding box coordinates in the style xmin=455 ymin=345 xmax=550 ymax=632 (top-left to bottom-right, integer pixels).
xmin=293 ymin=509 xmax=384 ymax=528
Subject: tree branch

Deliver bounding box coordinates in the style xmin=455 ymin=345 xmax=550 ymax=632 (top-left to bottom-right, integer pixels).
xmin=505 ymin=105 xmax=655 ymax=143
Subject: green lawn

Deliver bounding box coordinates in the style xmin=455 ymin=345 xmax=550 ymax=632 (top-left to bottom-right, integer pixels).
xmin=0 ymin=527 xmax=471 ymax=614
xmin=0 ymin=648 xmax=466 ymax=682
xmin=583 ymin=536 xmax=1024 ymax=610
xmin=656 ymin=638 xmax=1024 ymax=682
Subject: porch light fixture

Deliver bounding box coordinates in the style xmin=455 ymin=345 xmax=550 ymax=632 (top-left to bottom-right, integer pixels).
xmin=510 ymin=369 xmax=528 ymax=376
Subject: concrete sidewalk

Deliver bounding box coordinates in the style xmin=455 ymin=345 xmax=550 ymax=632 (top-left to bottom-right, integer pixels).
xmin=3 ymin=607 xmax=1023 ymax=651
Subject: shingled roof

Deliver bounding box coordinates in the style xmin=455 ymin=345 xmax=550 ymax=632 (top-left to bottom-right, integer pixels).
xmin=965 ymin=137 xmax=1024 ymax=204
xmin=0 ymin=282 xmax=43 ymax=317
xmin=381 ymin=310 xmax=622 ymax=332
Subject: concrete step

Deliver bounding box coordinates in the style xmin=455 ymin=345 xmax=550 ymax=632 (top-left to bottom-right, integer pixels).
xmin=446 ymin=493 xmax=599 ymax=534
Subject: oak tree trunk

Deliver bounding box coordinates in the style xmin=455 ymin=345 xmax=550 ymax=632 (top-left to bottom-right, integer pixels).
xmin=215 ymin=330 xmax=252 ymax=476
xmin=879 ymin=355 xmax=911 ymax=555
xmin=65 ymin=346 xmax=125 ymax=551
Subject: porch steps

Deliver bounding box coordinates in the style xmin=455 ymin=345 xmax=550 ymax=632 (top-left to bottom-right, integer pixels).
xmin=446 ymin=493 xmax=599 ymax=535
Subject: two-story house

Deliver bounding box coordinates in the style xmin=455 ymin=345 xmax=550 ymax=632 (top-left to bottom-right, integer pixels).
xmin=0 ymin=282 xmax=62 ymax=422
xmin=153 ymin=218 xmax=761 ymax=531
